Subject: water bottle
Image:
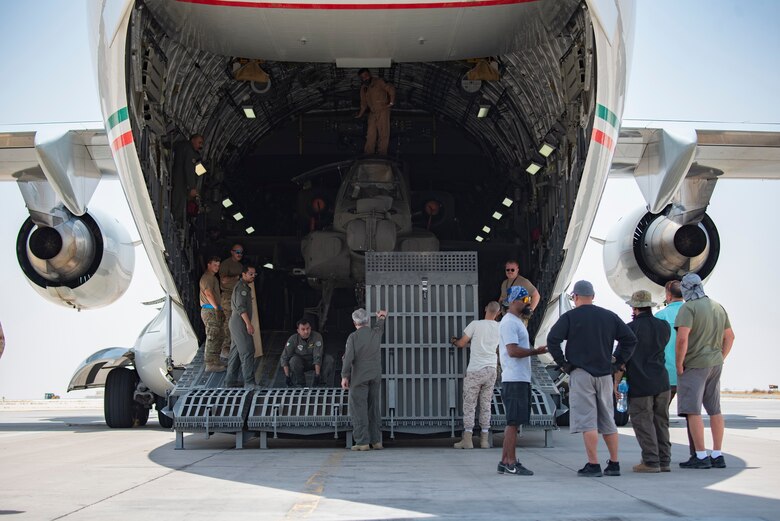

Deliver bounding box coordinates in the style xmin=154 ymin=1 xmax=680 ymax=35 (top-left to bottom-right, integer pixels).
xmin=616 ymin=379 xmax=629 ymax=413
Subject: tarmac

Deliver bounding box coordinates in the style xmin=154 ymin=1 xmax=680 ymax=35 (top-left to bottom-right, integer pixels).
xmin=0 ymin=395 xmax=778 ymax=521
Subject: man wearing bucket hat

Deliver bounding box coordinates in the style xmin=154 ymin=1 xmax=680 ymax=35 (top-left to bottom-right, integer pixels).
xmin=675 ymin=273 xmax=735 ymax=469
xmin=547 ymin=280 xmax=637 ymax=477
xmin=496 ymin=285 xmax=548 ymax=476
xmin=614 ymin=290 xmax=672 ymax=473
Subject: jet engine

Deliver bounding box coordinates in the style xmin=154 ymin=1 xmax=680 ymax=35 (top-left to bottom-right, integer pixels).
xmin=16 ymin=208 xmax=135 ymax=309
xmin=603 ymin=206 xmax=720 ymax=303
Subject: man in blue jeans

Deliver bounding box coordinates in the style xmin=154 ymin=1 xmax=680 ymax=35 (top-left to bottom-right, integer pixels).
xmin=497 ymin=286 xmax=548 ymax=475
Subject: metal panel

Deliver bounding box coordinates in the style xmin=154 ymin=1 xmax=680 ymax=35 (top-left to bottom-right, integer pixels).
xmin=246 ymin=388 xmax=350 ymax=437
xmin=173 ymin=388 xmax=252 ymax=432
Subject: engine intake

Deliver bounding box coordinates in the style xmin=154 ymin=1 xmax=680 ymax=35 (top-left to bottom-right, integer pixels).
xmin=16 ymin=209 xmax=134 ymax=309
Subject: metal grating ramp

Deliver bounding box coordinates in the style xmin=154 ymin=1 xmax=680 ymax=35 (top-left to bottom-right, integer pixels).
xmin=490 ymin=385 xmax=558 ymax=446
xmin=172 ymin=388 xmax=253 ymax=448
xmin=246 ymin=388 xmax=351 ymax=448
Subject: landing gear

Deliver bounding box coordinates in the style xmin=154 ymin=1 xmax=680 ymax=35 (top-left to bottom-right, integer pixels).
xmin=104 ymin=367 xmax=148 ymax=428
xmin=157 ymin=407 xmax=174 ymax=429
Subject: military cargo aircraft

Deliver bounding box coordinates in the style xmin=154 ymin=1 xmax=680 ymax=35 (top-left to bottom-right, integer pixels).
xmin=0 ymin=0 xmax=779 ymax=428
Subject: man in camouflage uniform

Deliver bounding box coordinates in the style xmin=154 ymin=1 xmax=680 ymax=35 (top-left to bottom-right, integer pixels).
xmin=280 ymin=319 xmax=334 ymax=386
xmin=219 ymin=243 xmax=245 ymax=359
xmin=199 ymin=256 xmax=225 ymax=372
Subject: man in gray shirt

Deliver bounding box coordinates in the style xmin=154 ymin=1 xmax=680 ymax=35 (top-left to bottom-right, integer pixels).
xmin=225 ymin=265 xmax=258 ymax=388
xmin=341 ymin=308 xmax=387 ymax=451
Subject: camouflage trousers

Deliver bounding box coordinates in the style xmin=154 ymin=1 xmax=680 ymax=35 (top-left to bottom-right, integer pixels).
xmin=220 ymin=295 xmax=233 ymax=352
xmin=200 ymin=308 xmax=225 ymax=364
xmin=461 ymin=366 xmax=497 ymax=431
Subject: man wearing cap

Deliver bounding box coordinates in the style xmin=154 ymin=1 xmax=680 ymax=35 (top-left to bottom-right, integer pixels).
xmin=615 ymin=290 xmax=672 ymax=473
xmin=496 ymin=286 xmax=548 ymax=476
xmin=547 ymin=280 xmax=637 ymax=477
xmin=675 ymin=273 xmax=735 ymax=469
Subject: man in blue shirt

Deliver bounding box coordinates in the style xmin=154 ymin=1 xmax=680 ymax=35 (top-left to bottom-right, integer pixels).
xmin=497 ymin=286 xmax=548 ymax=476
xmin=655 ymin=280 xmax=684 ymax=401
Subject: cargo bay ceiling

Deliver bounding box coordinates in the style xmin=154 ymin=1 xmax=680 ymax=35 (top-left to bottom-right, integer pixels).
xmin=126 ymin=0 xmax=596 ymax=328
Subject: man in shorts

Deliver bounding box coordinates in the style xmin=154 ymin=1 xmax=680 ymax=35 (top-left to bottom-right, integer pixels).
xmin=496 ymin=286 xmax=548 ymax=476
xmin=675 ymin=273 xmax=735 ymax=469
xmin=547 ymin=280 xmax=637 ymax=477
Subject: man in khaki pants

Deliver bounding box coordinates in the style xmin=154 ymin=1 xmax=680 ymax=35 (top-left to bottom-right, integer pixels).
xmin=355 ymin=69 xmax=395 ymax=155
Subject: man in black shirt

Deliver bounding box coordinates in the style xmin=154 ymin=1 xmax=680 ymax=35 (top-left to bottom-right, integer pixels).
xmin=547 ymin=280 xmax=637 ymax=477
xmin=615 ymin=290 xmax=672 ymax=473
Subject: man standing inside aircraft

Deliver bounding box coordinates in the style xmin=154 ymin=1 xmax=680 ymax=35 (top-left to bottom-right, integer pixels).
xmin=675 ymin=273 xmax=735 ymax=469
xmin=615 ymin=290 xmax=671 ymax=473
xmin=199 ymin=256 xmax=225 ymax=372
xmin=225 ymin=265 xmax=258 ymax=388
xmin=547 ymin=280 xmax=636 ymax=477
xmin=342 ymin=308 xmax=388 ymax=451
xmin=497 ymin=286 xmax=547 ymax=475
xmin=281 ymin=319 xmax=334 ymax=386
xmin=451 ymin=301 xmax=501 ymax=449
xmin=171 ymin=133 xmax=204 ymax=228
xmin=498 ymin=260 xmax=540 ymax=322
xmin=355 ymin=69 xmax=395 ymax=155
xmin=219 ymin=244 xmax=245 ymax=359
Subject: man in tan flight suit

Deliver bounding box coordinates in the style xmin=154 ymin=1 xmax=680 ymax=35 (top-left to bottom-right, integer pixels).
xmin=355 ymin=68 xmax=395 ymax=155
xmin=219 ymin=243 xmax=245 ymax=359
xmin=199 ymin=256 xmax=225 ymax=372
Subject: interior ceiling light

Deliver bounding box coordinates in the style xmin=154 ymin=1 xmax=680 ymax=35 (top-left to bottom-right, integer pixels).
xmin=245 ymin=226 xmax=255 ymax=234
xmin=482 ymin=225 xmax=491 ymax=233
xmin=538 ymin=142 xmax=555 ymax=157
xmin=233 ymin=212 xmax=244 ymax=221
xmin=222 ymin=198 xmax=233 ymax=208
xmin=475 ymin=236 xmax=484 ymax=242
xmin=501 ymin=197 xmax=513 ymax=207
xmin=492 ymin=211 xmax=503 ymax=220
xmin=195 ymin=162 xmax=207 ymax=176
xmin=242 ymin=105 xmax=256 ymax=119
xmin=477 ymin=105 xmax=490 ymax=118
xmin=263 ymin=262 xmax=274 ymax=269
xmin=525 ymin=162 xmax=542 ymax=175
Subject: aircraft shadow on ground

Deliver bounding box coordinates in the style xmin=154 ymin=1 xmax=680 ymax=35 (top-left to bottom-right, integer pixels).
xmin=0 ymin=414 xmax=109 ymax=432
xmin=141 ymin=427 xmax=780 ymax=520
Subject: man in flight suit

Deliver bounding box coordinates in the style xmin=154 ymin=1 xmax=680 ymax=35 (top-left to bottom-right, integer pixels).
xmin=280 ymin=319 xmax=334 ymax=386
xmin=355 ymin=69 xmax=395 ymax=155
xmin=225 ymin=265 xmax=258 ymax=388
xmin=219 ymin=243 xmax=245 ymax=359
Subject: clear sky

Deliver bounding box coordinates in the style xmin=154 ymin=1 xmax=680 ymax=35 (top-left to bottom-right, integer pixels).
xmin=0 ymin=0 xmax=778 ymax=398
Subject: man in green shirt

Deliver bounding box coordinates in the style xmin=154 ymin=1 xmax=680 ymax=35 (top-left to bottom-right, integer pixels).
xmin=675 ymin=273 xmax=735 ymax=469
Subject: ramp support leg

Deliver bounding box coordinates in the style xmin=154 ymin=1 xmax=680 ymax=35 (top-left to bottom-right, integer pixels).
xmin=175 ymin=430 xmax=185 ymax=450
xmin=544 ymin=429 xmax=554 ymax=448
xmin=260 ymin=431 xmax=268 ymax=449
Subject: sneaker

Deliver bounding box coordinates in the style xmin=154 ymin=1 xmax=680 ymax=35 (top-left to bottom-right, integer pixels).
xmin=371 ymin=442 xmax=384 ymax=450
xmin=350 ymin=444 xmax=370 ymax=451
xmin=577 ymin=463 xmax=603 ymax=477
xmin=604 ymin=460 xmax=621 ymax=476
xmin=710 ymin=455 xmax=726 ymax=468
xmin=679 ymin=455 xmax=712 ymax=469
xmin=501 ymin=462 xmax=534 ymax=476
xmin=632 ymin=462 xmax=660 ymax=473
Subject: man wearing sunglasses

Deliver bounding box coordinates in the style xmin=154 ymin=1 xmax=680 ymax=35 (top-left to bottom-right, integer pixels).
xmin=219 ymin=244 xmax=245 ymax=360
xmin=547 ymin=280 xmax=637 ymax=477
xmin=497 ymin=260 xmax=539 ymax=322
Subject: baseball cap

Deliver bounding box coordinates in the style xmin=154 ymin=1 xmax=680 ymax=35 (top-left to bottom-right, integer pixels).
xmin=505 ymin=285 xmax=530 ymax=304
xmin=571 ymin=280 xmax=594 ymax=296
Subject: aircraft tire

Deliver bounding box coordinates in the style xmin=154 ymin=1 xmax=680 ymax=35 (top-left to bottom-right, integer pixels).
xmin=157 ymin=407 xmax=174 ymax=429
xmin=104 ymin=368 xmax=137 ymax=428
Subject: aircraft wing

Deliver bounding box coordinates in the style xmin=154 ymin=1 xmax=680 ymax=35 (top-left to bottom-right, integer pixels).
xmin=611 ymin=120 xmax=780 ymax=180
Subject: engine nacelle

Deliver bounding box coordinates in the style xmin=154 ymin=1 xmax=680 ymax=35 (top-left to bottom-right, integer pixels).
xmin=603 ymin=206 xmax=720 ymax=303
xmin=16 ymin=208 xmax=135 ymax=309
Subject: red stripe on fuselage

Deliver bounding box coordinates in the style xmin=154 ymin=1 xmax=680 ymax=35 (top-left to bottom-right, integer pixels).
xmin=111 ymin=131 xmax=134 ymax=151
xmin=178 ymin=0 xmax=537 ymax=10
xmin=592 ymin=129 xmax=615 ymax=151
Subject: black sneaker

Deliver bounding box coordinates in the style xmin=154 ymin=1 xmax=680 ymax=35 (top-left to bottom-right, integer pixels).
xmin=577 ymin=463 xmax=603 ymax=477
xmin=710 ymin=455 xmax=726 ymax=468
xmin=679 ymin=455 xmax=712 ymax=469
xmin=604 ymin=460 xmax=621 ymax=476
xmin=503 ymin=462 xmax=534 ymax=476
xmin=497 ymin=461 xmax=507 ymax=474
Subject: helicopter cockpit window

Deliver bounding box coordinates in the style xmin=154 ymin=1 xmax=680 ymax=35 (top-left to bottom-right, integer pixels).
xmin=348 ymin=163 xmax=400 ymax=200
